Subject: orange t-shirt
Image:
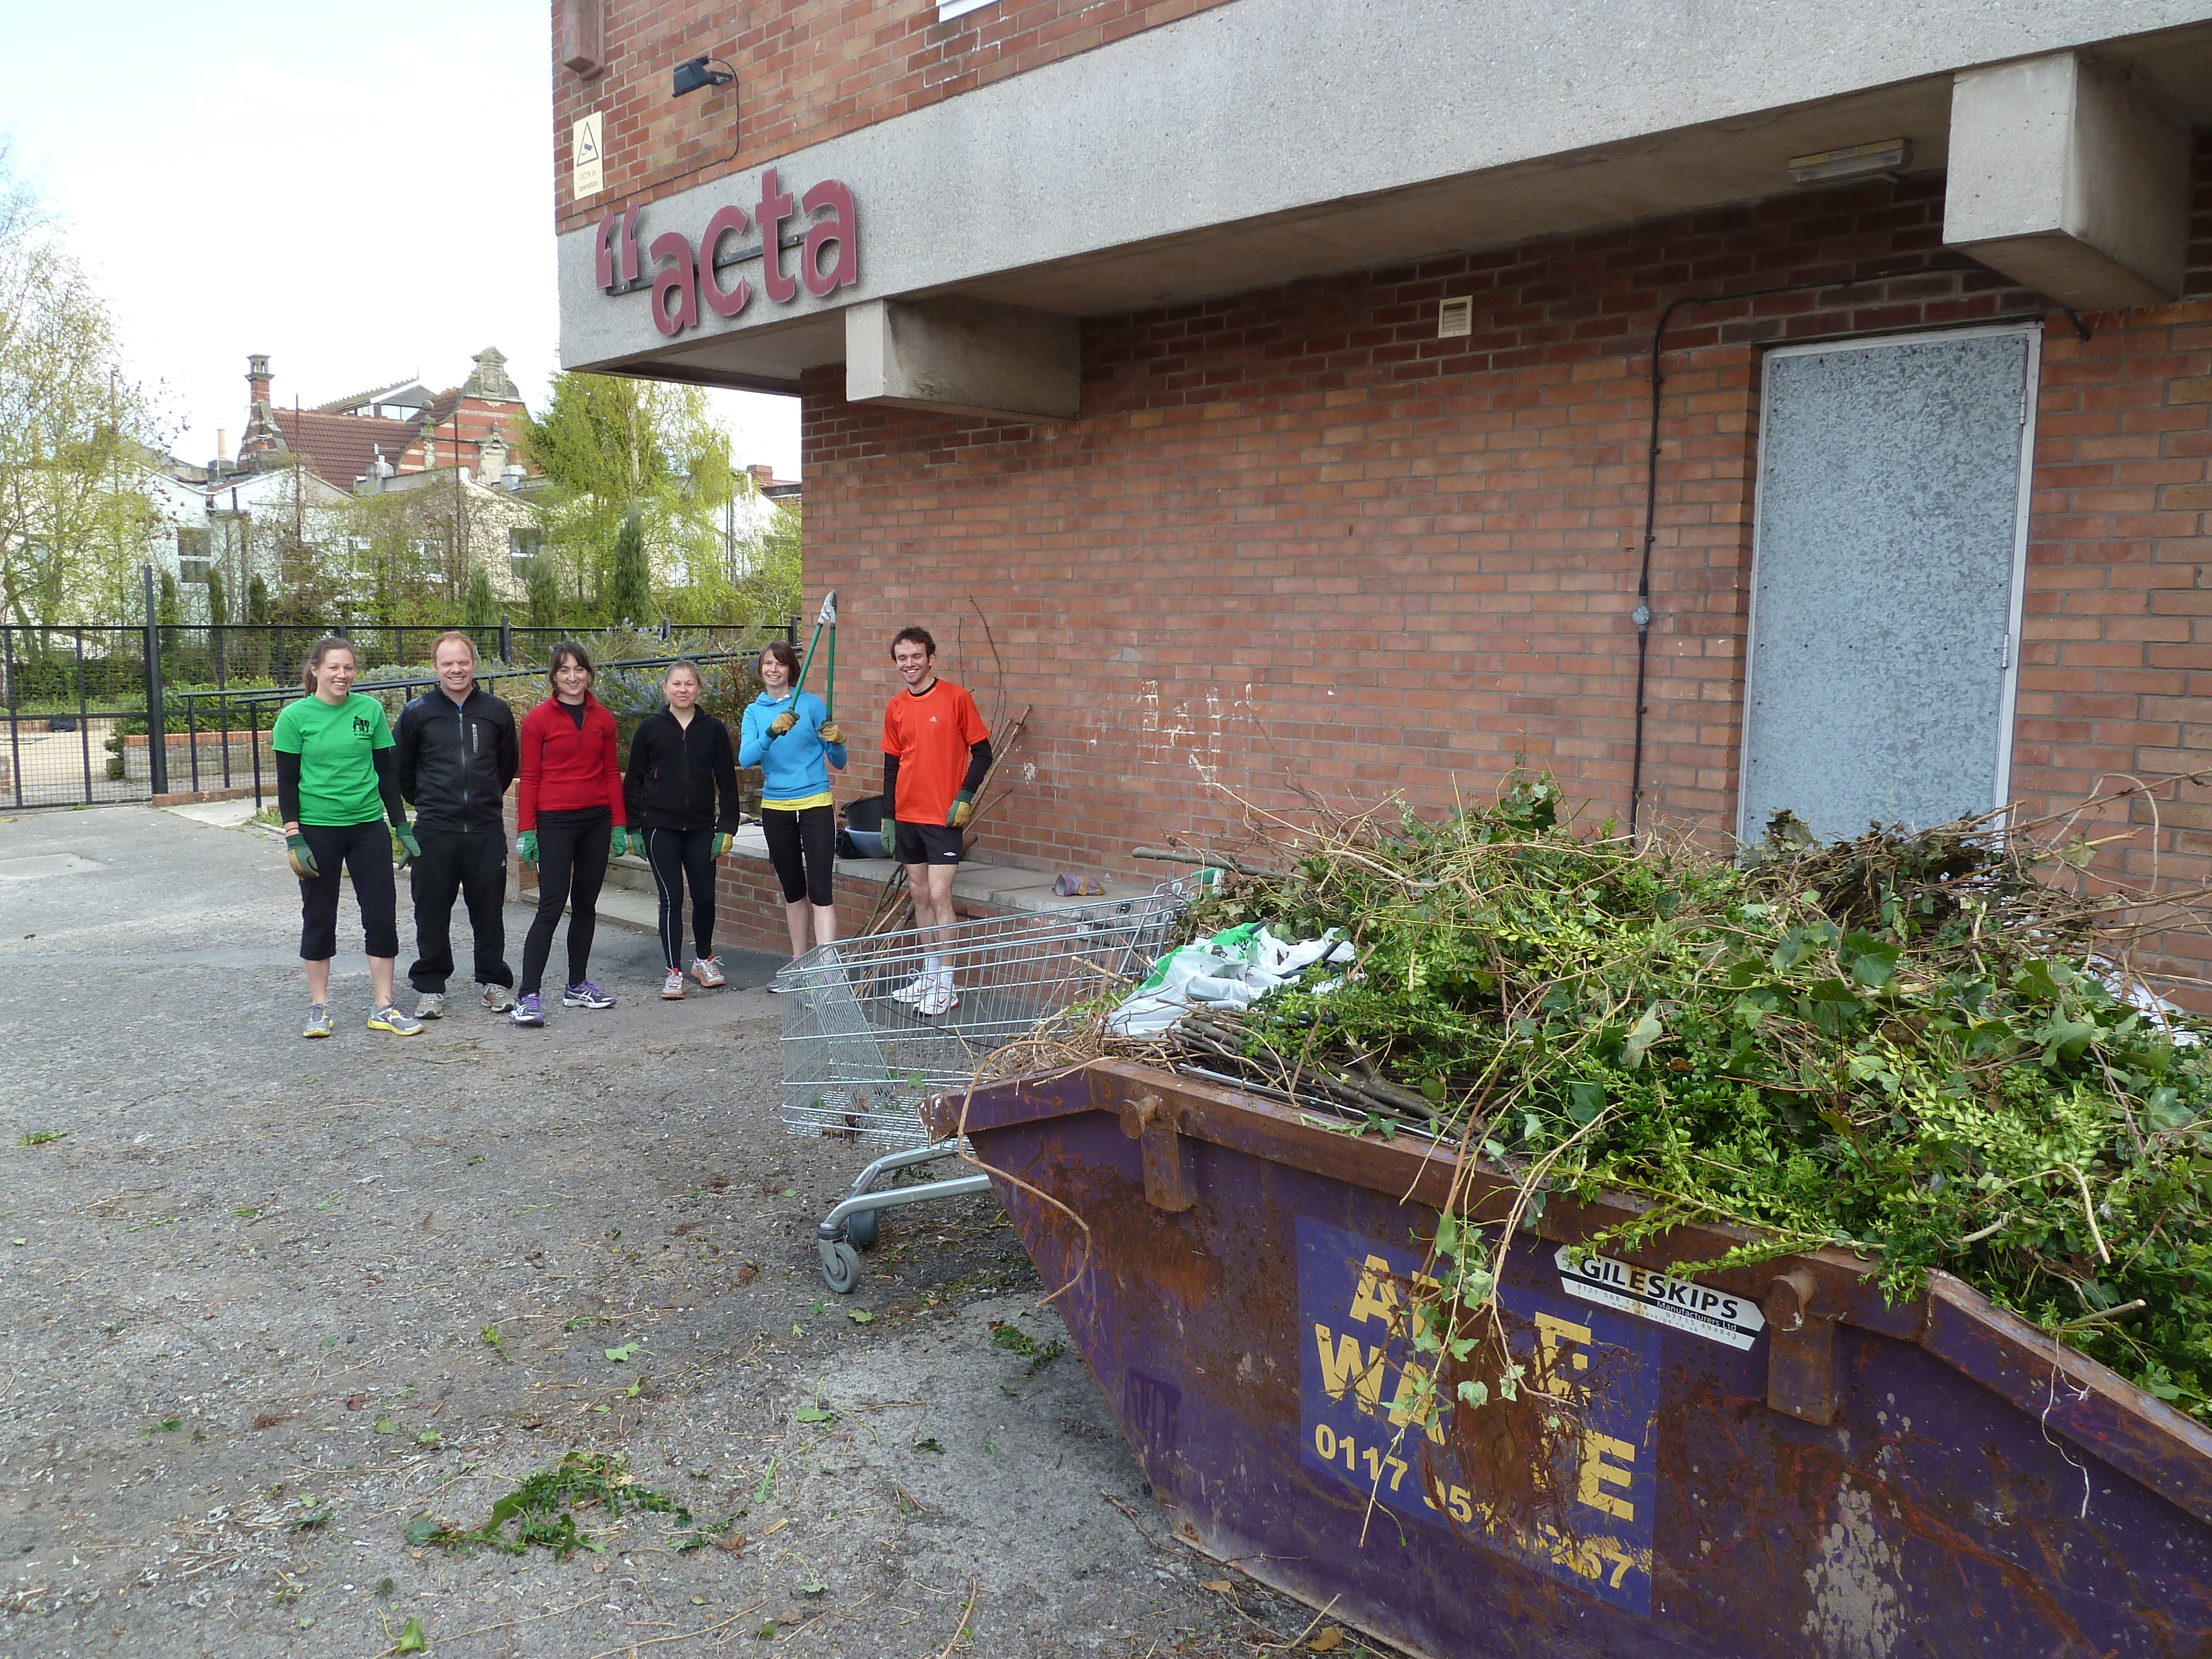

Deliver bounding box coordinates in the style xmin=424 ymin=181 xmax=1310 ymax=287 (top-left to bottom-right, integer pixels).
xmin=881 ymin=680 xmax=989 ymax=824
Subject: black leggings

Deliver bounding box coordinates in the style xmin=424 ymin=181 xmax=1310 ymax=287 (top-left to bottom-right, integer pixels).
xmin=298 ymin=820 xmax=398 ymax=961
xmin=641 ymin=826 xmax=719 ymax=969
xmin=521 ymin=810 xmax=610 ymax=995
xmin=761 ymin=804 xmax=836 ymax=906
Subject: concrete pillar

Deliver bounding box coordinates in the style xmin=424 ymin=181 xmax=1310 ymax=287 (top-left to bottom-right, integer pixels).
xmin=846 ymin=297 xmax=1080 ymax=422
xmin=1943 ymin=52 xmax=2189 ymax=311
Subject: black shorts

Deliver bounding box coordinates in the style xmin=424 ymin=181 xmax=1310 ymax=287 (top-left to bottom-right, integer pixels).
xmin=893 ymin=821 xmax=963 ymax=866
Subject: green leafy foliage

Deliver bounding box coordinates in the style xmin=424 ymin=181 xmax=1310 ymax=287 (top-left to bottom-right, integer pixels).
xmin=406 ymin=1453 xmax=690 ymax=1559
xmin=1155 ymin=778 xmax=2212 ymax=1422
xmin=608 ymin=510 xmax=651 ymax=627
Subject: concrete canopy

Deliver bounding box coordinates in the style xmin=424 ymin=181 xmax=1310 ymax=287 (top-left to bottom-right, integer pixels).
xmin=557 ymin=0 xmax=2212 ymax=397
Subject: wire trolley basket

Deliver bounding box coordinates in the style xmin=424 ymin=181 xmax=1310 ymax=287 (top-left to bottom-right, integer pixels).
xmin=779 ymin=877 xmax=1201 ymax=1292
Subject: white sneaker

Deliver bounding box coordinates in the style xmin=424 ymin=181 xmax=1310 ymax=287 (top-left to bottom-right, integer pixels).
xmin=916 ymin=980 xmax=959 ymax=1017
xmin=690 ymin=955 xmax=726 ymax=988
xmin=479 ymin=984 xmax=516 ymax=1013
xmin=414 ymin=992 xmax=446 ymax=1020
xmin=890 ymin=974 xmax=930 ymax=1005
xmin=661 ymin=968 xmax=686 ymax=1000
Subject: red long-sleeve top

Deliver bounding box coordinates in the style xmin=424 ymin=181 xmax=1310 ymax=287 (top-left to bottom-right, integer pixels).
xmin=517 ymin=693 xmax=627 ymax=831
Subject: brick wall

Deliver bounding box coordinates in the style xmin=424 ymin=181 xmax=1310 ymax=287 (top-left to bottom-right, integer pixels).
xmin=2010 ymin=301 xmax=2212 ymax=992
xmin=552 ymin=0 xmax=1233 ymax=232
xmin=795 ymin=173 xmax=2210 ymax=992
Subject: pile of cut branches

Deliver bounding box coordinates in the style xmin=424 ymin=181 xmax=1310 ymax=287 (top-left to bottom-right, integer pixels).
xmin=1092 ymin=775 xmax=2212 ymax=1423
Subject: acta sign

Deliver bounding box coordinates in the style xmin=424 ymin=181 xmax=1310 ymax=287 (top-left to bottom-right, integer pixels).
xmin=596 ymin=167 xmax=858 ymax=338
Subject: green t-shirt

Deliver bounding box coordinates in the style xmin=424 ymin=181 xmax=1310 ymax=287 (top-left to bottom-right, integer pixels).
xmin=272 ymin=692 xmax=393 ymax=826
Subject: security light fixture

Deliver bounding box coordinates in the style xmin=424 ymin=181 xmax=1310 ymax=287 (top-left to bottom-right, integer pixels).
xmin=673 ymin=55 xmax=734 ymax=97
xmin=1787 ymin=139 xmax=1911 ymax=187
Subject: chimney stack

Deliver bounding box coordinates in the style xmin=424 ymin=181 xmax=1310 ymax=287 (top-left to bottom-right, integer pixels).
xmin=238 ymin=356 xmax=288 ymax=461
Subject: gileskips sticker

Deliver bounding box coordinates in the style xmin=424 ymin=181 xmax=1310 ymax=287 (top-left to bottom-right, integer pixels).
xmin=1554 ymin=1248 xmax=1766 ymax=1349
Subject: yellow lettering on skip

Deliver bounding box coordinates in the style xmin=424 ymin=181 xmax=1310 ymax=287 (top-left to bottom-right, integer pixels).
xmin=1348 ymin=1257 xmax=1401 ymax=1331
xmin=1313 ymin=1325 xmax=1387 ymax=1416
xmin=1577 ymin=1431 xmax=1636 ymax=1521
xmin=1386 ymin=1361 xmax=1448 ymax=1444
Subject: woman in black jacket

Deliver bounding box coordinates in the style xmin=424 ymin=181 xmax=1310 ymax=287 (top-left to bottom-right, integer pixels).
xmin=623 ymin=660 xmax=742 ymax=999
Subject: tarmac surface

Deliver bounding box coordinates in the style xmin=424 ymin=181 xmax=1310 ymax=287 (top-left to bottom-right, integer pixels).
xmin=0 ymin=805 xmax=1365 ymax=1658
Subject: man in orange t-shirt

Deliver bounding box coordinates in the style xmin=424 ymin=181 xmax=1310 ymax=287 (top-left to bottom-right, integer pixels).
xmin=879 ymin=626 xmax=992 ymax=1015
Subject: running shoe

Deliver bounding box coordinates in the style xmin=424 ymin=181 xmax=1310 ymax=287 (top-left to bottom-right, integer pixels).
xmin=767 ymin=973 xmax=799 ymax=995
xmin=479 ymin=984 xmax=517 ymax=1013
xmin=510 ymin=993 xmax=545 ymax=1027
xmin=916 ymin=980 xmax=961 ymax=1017
xmin=661 ymin=968 xmax=687 ymax=1000
xmin=302 ymin=1004 xmax=333 ymax=1039
xmin=414 ymin=992 xmax=446 ymax=1020
xmin=890 ymin=973 xmax=930 ymax=1005
xmin=368 ymin=1004 xmax=425 ymax=1036
xmin=690 ymin=956 xmax=727 ymax=988
xmin=564 ymin=981 xmax=617 ymax=1010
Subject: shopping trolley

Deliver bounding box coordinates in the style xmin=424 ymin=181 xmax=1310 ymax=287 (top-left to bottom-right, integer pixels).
xmin=780 ymin=878 xmax=1200 ymax=1292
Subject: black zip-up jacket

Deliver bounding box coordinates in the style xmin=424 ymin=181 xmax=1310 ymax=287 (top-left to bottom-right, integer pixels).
xmin=395 ymin=685 xmax=519 ymax=834
xmin=623 ymin=707 xmax=741 ymax=833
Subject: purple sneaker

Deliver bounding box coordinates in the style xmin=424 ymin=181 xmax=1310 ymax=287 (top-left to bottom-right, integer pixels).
xmin=563 ymin=981 xmax=616 ymax=1010
xmin=509 ymin=993 xmax=545 ymax=1027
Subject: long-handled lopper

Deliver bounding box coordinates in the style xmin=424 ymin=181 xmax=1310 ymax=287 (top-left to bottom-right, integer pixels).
xmin=794 ymin=588 xmax=838 ymax=704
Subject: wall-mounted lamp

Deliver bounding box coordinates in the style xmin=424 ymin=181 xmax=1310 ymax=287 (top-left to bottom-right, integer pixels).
xmin=673 ymin=55 xmax=734 ymax=97
xmin=1787 ymin=139 xmax=1912 ymax=187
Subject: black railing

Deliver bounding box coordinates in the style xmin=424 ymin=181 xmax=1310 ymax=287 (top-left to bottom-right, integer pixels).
xmin=170 ymin=650 xmax=771 ymax=813
xmin=0 ymin=610 xmax=797 ymax=808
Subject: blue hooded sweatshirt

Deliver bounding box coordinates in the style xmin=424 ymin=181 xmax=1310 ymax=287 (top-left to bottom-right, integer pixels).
xmin=739 ymin=688 xmax=847 ymax=809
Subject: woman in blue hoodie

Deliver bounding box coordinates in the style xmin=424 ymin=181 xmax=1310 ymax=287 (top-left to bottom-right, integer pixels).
xmin=739 ymin=640 xmax=848 ymax=977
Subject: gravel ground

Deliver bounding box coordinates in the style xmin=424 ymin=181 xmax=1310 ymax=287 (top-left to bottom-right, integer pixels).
xmin=0 ymin=805 xmax=1360 ymax=1659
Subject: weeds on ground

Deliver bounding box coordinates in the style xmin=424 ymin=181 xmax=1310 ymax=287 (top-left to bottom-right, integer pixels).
xmin=406 ymin=1452 xmax=692 ymax=1558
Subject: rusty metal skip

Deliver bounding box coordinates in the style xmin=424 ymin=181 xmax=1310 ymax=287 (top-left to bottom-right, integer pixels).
xmin=932 ymin=1061 xmax=2212 ymax=1659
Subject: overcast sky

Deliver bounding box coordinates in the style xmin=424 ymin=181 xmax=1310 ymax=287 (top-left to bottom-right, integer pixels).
xmin=1 ymin=1 xmax=801 ymax=478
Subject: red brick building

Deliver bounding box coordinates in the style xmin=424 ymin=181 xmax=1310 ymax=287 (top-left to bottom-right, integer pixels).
xmin=551 ymin=2 xmax=2212 ymax=990
xmin=236 ymin=349 xmax=531 ymax=489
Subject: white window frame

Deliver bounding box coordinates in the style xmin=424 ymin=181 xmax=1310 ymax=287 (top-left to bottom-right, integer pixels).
xmin=937 ymin=0 xmax=997 ymax=21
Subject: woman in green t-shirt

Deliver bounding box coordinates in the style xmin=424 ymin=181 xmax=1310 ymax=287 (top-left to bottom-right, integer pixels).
xmin=272 ymin=637 xmax=426 ymax=1039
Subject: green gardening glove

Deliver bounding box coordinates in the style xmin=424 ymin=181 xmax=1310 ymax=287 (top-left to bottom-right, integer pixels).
xmin=711 ymin=831 xmax=732 ymax=860
xmin=946 ymin=790 xmax=975 ymax=830
xmin=609 ymin=827 xmax=630 ymax=860
xmin=517 ymin=831 xmax=539 ymax=868
xmin=285 ymin=833 xmax=320 ymax=880
xmin=393 ymin=823 xmax=422 ymax=868
xmin=768 ymin=709 xmax=799 ymax=737
xmin=876 ymin=821 xmax=899 ymax=860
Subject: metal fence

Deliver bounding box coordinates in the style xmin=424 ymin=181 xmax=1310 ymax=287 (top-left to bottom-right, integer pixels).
xmin=1 ymin=610 xmax=792 ymax=809
xmin=165 ymin=650 xmax=774 ymax=815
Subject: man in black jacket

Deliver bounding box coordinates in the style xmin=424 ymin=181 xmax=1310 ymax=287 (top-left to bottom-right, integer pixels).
xmin=395 ymin=632 xmax=520 ymax=1018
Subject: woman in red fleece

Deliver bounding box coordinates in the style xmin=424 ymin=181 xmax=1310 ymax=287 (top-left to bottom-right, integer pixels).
xmin=512 ymin=640 xmax=629 ymax=1025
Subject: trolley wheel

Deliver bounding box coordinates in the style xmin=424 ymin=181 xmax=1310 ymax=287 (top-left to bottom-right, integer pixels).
xmin=818 ymin=1239 xmax=861 ymax=1295
xmin=844 ymin=1207 xmax=879 ymax=1250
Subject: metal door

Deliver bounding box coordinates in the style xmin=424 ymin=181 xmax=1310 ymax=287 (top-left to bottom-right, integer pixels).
xmin=1737 ymin=326 xmax=2036 ymax=843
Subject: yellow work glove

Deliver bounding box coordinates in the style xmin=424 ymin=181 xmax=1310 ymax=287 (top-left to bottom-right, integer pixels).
xmin=817 ymin=720 xmax=842 ymax=745
xmin=946 ymin=790 xmax=975 ymax=830
xmin=711 ymin=831 xmax=732 ymax=859
xmin=285 ymin=833 xmax=319 ymax=879
xmin=768 ymin=709 xmax=799 ymax=737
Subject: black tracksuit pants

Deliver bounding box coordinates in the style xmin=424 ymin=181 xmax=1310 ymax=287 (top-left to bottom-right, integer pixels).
xmin=640 ymin=825 xmax=719 ymax=970
xmin=297 ymin=820 xmax=399 ymax=961
xmin=408 ymin=828 xmax=513 ymax=994
xmin=521 ymin=809 xmax=610 ymax=997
